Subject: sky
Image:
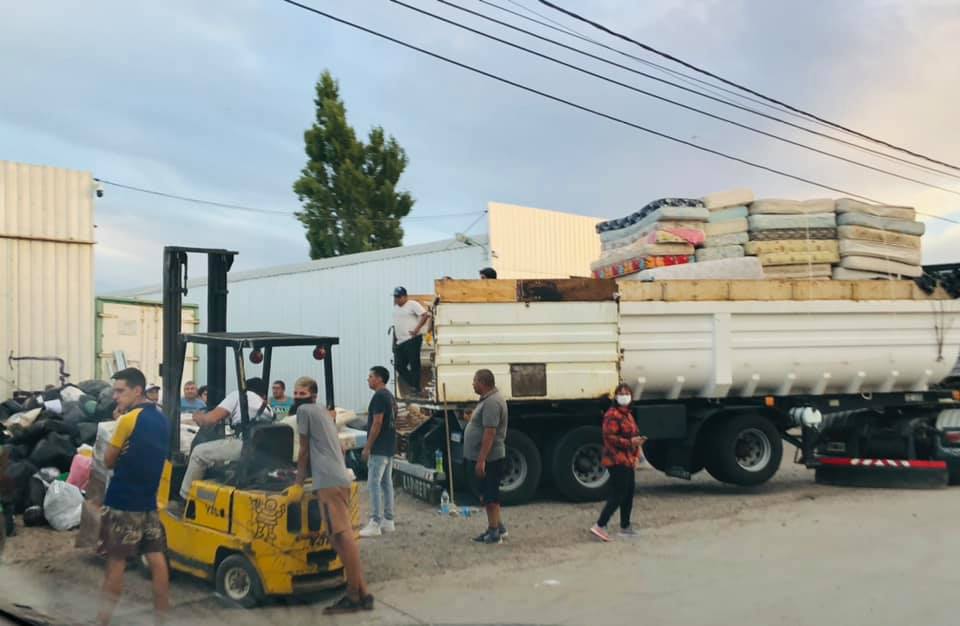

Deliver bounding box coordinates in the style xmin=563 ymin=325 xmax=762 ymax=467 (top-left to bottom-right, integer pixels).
xmin=2 ymin=0 xmax=959 ymax=291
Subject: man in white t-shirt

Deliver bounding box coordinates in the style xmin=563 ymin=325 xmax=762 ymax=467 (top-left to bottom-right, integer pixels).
xmin=178 ymin=377 xmax=273 ymax=500
xmin=392 ymin=287 xmax=431 ymax=393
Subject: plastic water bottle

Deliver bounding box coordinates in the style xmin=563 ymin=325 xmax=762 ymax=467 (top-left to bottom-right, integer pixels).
xmin=435 ymin=449 xmax=444 ymax=473
xmin=440 ymin=490 xmax=450 ymax=514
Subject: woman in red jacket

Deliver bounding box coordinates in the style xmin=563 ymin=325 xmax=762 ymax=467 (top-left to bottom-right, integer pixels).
xmin=590 ymin=383 xmax=646 ymax=541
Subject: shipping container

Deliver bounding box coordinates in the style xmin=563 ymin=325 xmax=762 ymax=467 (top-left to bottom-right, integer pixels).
xmin=95 ymin=297 xmax=200 ymax=386
xmin=0 ymin=160 xmax=95 ymax=398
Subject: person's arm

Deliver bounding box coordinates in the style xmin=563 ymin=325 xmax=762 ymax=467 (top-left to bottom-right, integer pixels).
xmin=474 ymin=427 xmax=497 ymax=478
xmin=410 ymin=301 xmax=431 ymax=336
xmin=602 ymin=411 xmax=634 ymax=451
xmin=193 ymin=406 xmax=229 ymax=428
xmin=295 ymin=411 xmax=310 ymax=486
xmin=363 ymin=412 xmax=384 ymax=462
xmin=104 ymin=410 xmax=138 ymax=470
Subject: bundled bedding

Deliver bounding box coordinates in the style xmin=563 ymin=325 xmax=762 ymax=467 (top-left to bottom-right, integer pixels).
xmin=832 ymin=198 xmax=925 ymax=279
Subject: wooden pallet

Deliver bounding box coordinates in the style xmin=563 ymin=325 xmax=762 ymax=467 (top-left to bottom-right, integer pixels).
xmin=435 ymin=278 xmax=617 ymax=302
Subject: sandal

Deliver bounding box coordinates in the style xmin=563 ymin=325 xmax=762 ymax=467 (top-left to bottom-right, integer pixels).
xmin=323 ymin=594 xmax=365 ymax=615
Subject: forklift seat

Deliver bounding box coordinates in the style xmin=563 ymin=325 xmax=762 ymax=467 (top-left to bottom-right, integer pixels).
xmin=246 ymin=422 xmax=295 ymax=465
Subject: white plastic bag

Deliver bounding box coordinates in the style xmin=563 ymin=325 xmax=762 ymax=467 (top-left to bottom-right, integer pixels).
xmin=43 ymin=481 xmax=84 ymax=531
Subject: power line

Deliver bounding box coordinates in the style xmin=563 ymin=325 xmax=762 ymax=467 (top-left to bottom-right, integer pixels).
xmin=392 ymin=0 xmax=960 ymax=197
xmin=477 ymin=0 xmax=960 ymax=181
xmin=94 ymin=178 xmax=482 ymax=222
xmin=276 ymin=1 xmax=960 ymax=227
xmin=536 ymin=0 xmax=960 ymax=174
xmin=448 ymin=0 xmax=960 ymax=184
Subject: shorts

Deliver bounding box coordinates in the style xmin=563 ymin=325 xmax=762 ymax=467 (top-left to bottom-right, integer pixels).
xmin=98 ymin=507 xmax=165 ymax=559
xmin=317 ymin=487 xmax=352 ymax=537
xmin=478 ymin=458 xmax=504 ymax=505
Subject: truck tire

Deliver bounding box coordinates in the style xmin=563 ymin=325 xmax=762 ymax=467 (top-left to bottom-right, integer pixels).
xmin=216 ymin=555 xmax=265 ymax=608
xmin=551 ymin=426 xmax=610 ymax=502
xmin=704 ymin=414 xmax=782 ymax=486
xmin=643 ymin=440 xmax=705 ymax=475
xmin=467 ymin=430 xmax=542 ymax=506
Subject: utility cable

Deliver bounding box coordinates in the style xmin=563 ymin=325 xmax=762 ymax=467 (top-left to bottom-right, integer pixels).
xmin=536 ymin=0 xmax=960 ymax=173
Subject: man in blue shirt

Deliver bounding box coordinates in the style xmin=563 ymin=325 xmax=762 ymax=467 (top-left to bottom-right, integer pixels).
xmin=180 ymin=380 xmax=206 ymax=413
xmin=269 ymin=380 xmax=294 ymax=418
xmin=97 ymin=367 xmax=170 ymax=626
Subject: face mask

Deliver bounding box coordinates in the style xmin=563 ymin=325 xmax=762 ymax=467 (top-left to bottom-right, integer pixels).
xmin=290 ymin=397 xmax=313 ymax=415
xmin=616 ymin=394 xmax=632 ymax=407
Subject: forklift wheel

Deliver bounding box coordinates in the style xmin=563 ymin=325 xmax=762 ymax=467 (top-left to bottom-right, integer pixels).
xmin=216 ymin=555 xmax=265 ymax=608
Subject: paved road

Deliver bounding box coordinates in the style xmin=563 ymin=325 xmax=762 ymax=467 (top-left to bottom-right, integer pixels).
xmin=2 ymin=485 xmax=956 ymax=625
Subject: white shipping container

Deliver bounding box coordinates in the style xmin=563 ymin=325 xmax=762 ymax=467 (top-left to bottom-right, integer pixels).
xmin=95 ymin=298 xmax=200 ymax=386
xmin=0 ymin=161 xmax=95 ymax=398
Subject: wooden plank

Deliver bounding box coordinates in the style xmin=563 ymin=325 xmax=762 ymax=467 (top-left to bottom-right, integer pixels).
xmin=911 ymin=283 xmax=953 ymax=300
xmin=662 ymin=280 xmax=730 ymax=301
xmin=617 ymin=281 xmax=664 ymax=301
xmin=435 ymin=279 xmax=518 ymax=303
xmin=852 ymin=280 xmax=914 ymax=300
xmin=728 ymin=280 xmax=793 ymax=301
xmin=517 ymin=278 xmax=616 ymax=302
xmin=792 ymin=281 xmax=854 ymax=301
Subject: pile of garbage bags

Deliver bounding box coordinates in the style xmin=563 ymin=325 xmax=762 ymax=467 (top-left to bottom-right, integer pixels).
xmin=1 ymin=379 xmax=116 ymax=534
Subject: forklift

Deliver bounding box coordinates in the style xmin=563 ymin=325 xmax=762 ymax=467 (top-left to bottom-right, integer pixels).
xmin=155 ymin=247 xmax=360 ymax=607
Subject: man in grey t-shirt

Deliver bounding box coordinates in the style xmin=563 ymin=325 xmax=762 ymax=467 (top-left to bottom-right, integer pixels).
xmin=293 ymin=377 xmax=372 ymax=615
xmin=462 ymin=369 xmax=509 ymax=545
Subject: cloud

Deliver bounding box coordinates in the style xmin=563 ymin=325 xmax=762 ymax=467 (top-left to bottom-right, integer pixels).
xmin=3 ymin=0 xmax=959 ymax=290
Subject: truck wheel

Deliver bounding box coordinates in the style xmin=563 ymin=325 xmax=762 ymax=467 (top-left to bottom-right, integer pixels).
xmin=551 ymin=426 xmax=610 ymax=502
xmin=705 ymin=414 xmax=782 ymax=486
xmin=216 ymin=555 xmax=265 ymax=608
xmin=466 ymin=430 xmax=542 ymax=506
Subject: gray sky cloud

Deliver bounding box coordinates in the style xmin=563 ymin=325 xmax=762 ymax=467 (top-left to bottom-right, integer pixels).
xmin=2 ymin=0 xmax=958 ymax=291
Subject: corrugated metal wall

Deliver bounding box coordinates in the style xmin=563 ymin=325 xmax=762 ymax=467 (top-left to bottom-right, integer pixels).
xmin=0 ymin=161 xmax=95 ymax=398
xmin=125 ymin=239 xmax=488 ymax=412
xmin=487 ymin=202 xmax=600 ymax=279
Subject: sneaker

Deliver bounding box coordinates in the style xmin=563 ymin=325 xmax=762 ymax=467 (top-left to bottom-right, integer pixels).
xmin=618 ymin=526 xmax=640 ymax=539
xmin=590 ymin=524 xmax=610 ymax=542
xmin=498 ymin=524 xmax=508 ymax=538
xmin=472 ymin=529 xmax=502 ymax=545
xmin=380 ymin=519 xmax=396 ymax=533
xmin=359 ymin=519 xmax=382 ymax=538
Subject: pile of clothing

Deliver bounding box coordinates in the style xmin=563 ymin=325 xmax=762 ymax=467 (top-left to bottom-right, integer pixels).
xmin=1 ymin=380 xmax=116 ymax=534
xmin=592 ymin=198 xmax=706 ymax=278
xmin=833 ymin=199 xmax=925 ymax=279
xmin=697 ymin=188 xmax=754 ymax=262
xmin=745 ymin=199 xmax=840 ymax=279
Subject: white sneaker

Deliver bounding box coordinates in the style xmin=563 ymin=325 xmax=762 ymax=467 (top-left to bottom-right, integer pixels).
xmin=380 ymin=519 xmax=396 ymax=533
xmin=359 ymin=519 xmax=382 ymax=537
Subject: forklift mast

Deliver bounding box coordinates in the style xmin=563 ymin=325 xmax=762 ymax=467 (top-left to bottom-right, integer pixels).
xmin=161 ymin=246 xmax=237 ymax=452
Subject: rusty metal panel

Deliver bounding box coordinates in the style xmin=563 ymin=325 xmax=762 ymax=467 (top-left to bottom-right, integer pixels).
xmin=0 ymin=161 xmax=95 ymax=397
xmin=510 ymin=363 xmax=547 ymax=397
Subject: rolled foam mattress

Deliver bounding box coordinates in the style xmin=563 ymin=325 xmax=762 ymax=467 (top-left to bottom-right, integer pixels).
xmin=837 ymin=255 xmax=922 ymax=278
xmin=703 ymin=232 xmax=749 ymax=248
xmin=702 ymin=188 xmax=754 ymax=210
xmin=745 ymin=239 xmax=839 ymax=256
xmin=705 ymin=218 xmax=748 ymax=237
xmin=748 ymin=213 xmax=837 ymax=231
xmin=758 ymin=250 xmax=840 ymax=266
xmin=596 ymin=198 xmax=704 ymax=233
xmin=749 ymin=198 xmax=835 ymax=215
xmin=836 ymin=198 xmax=916 ymax=221
xmin=836 ymin=212 xmax=925 ymax=236
xmin=695 ymin=245 xmax=745 ymax=262
xmin=749 ymin=227 xmax=837 ymax=241
xmin=708 ymin=206 xmax=749 ymax=223
xmin=838 ymin=239 xmax=922 ymax=265
xmin=836 ymin=225 xmax=921 ymax=249
xmin=763 ymin=264 xmax=833 ymax=279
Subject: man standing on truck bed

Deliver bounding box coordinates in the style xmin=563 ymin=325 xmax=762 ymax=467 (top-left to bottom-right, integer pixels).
xmin=392 ymin=286 xmax=430 ymax=394
xmin=464 ymin=369 xmax=509 ymax=545
xmin=97 ymin=367 xmax=170 ymax=626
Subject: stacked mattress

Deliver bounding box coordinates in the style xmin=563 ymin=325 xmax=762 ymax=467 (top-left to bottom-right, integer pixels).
xmin=833 ymin=199 xmax=925 ymax=279
xmin=592 ymin=198 xmax=706 ymax=278
xmin=697 ymin=188 xmax=753 ymax=263
xmin=745 ymin=199 xmax=839 ymax=279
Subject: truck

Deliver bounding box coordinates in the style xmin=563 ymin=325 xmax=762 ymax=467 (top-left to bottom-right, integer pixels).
xmin=393 ymin=274 xmax=960 ymax=505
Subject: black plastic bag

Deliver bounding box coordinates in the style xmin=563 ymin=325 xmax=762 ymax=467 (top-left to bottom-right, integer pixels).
xmin=62 ymin=401 xmax=86 ymax=425
xmin=29 ymin=433 xmax=76 ymax=473
xmin=5 ymin=460 xmax=39 ymax=513
xmin=27 ymin=468 xmax=58 ymax=509
xmin=77 ymin=380 xmax=111 ymax=397
xmin=77 ymin=423 xmax=98 ymax=446
xmin=23 ymin=505 xmax=46 ymax=527
xmin=11 ymin=420 xmax=48 ymax=448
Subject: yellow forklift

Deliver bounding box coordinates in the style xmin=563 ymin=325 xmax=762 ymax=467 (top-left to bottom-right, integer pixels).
xmin=155 ymin=247 xmax=359 ymax=607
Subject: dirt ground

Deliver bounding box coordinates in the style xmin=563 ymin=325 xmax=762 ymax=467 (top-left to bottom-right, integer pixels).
xmin=0 ymin=455 xmax=845 ymax=616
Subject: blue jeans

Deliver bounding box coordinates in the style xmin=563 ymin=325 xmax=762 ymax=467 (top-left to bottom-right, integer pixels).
xmin=367 ymin=455 xmax=395 ymax=523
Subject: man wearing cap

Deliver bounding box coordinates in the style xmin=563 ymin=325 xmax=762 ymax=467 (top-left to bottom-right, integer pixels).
xmin=392 ymin=287 xmax=430 ymax=394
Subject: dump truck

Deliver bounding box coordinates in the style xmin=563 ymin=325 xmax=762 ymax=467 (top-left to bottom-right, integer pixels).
xmin=393 ymin=275 xmax=960 ymax=505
